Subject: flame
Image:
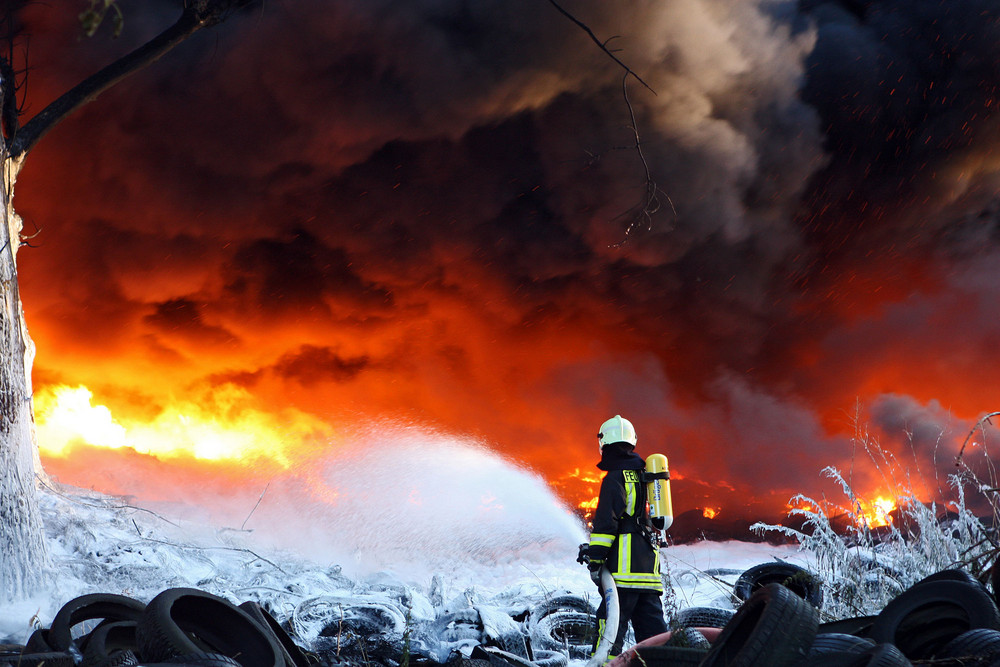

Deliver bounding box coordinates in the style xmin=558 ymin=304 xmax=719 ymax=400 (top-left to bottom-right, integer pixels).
xmin=786 ymin=500 xmax=815 ymax=514
xmin=702 ymin=507 xmax=718 ymax=519
xmin=578 ymin=496 xmax=599 ymax=522
xmin=552 ymin=467 xmax=605 ymax=522
xmin=564 ymin=468 xmax=602 ymax=485
xmin=34 ymin=384 xmax=332 ymax=468
xmin=858 ymin=495 xmax=896 ymax=528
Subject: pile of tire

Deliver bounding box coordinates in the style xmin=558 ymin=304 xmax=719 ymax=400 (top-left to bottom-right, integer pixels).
xmin=465 ymin=593 xmax=596 ymax=667
xmin=294 ymin=595 xmax=408 ymax=664
xmin=419 ymin=606 xmax=531 ymax=664
xmin=524 ymin=594 xmax=594 ymax=662
xmin=465 ymin=592 xmax=600 ymax=667
xmin=628 ymin=563 xmax=1000 ymax=666
xmin=3 ymin=588 xmax=319 ymax=667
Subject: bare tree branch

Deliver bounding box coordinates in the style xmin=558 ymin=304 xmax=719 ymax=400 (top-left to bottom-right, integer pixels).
xmin=956 ymin=411 xmax=1000 ymax=467
xmin=37 ymin=474 xmax=180 ymax=527
xmin=130 ymin=516 xmax=291 ymax=576
xmin=0 ymin=8 xmax=18 ymax=140
xmin=545 ymin=0 xmax=656 ymax=95
xmin=547 ymin=0 xmax=676 ymax=244
xmin=611 ymin=72 xmax=676 ymax=246
xmin=241 ymin=482 xmax=270 ymax=531
xmin=10 ymin=0 xmax=255 ymax=159
xmin=18 ymin=221 xmax=41 ymax=248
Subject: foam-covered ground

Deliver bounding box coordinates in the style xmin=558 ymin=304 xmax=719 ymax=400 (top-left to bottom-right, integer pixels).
xmin=0 ymin=438 xmax=811 ymax=661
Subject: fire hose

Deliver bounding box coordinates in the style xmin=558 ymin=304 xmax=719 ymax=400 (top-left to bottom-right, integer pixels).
xmin=585 ymin=565 xmax=620 ymax=667
xmin=578 ymin=543 xmax=620 ymax=667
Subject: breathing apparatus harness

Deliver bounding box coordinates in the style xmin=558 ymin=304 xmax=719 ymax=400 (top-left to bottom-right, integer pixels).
xmin=643 ymin=466 xmax=670 ymax=535
xmin=576 ymin=462 xmax=668 ymax=573
xmin=641 ymin=471 xmax=673 ymax=548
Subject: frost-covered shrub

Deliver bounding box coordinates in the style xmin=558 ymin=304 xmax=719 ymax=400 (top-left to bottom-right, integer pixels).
xmin=753 ymin=467 xmax=995 ymax=620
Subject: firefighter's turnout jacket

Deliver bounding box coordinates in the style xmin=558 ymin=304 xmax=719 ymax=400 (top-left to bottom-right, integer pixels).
xmin=586 ymin=445 xmax=662 ymax=592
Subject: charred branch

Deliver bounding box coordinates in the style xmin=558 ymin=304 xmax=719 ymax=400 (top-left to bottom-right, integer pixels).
xmin=545 ymin=0 xmax=655 ymax=95
xmin=611 ymin=72 xmax=675 ymax=246
xmin=546 ymin=0 xmax=674 ymax=245
xmin=18 ymin=222 xmax=40 ymax=248
xmin=955 ymin=411 xmax=1000 ymax=468
xmin=0 ymin=7 xmax=19 ymax=141
xmin=0 ymin=57 xmax=15 ymax=140
xmin=9 ymin=0 xmax=255 ymax=159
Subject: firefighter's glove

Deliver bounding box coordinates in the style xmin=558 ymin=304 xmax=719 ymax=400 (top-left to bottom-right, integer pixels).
xmin=588 ymin=562 xmax=603 ymax=587
xmin=576 ymin=543 xmax=590 ymax=565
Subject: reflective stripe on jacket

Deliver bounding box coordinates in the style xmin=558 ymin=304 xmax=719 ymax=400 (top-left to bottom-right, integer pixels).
xmin=587 ymin=467 xmax=662 ymax=591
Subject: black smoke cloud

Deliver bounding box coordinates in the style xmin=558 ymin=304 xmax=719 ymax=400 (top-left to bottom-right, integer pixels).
xmin=801 ymin=0 xmax=1000 ymax=245
xmin=14 ymin=0 xmax=1000 ymax=517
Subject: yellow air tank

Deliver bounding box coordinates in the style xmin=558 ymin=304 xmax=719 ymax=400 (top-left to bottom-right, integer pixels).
xmin=645 ymin=454 xmax=673 ymax=531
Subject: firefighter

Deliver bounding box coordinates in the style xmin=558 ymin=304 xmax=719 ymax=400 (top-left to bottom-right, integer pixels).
xmin=585 ymin=415 xmax=668 ymax=657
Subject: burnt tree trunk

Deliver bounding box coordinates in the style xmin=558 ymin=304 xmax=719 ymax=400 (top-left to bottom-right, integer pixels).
xmin=0 ymin=149 xmax=48 ymax=600
xmin=0 ymin=0 xmax=255 ymax=601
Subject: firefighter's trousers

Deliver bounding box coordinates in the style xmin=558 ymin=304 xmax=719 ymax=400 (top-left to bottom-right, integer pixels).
xmin=592 ymin=587 xmax=669 ymax=656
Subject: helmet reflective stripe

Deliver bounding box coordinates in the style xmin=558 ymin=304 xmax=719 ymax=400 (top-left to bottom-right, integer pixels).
xmin=598 ymin=415 xmax=637 ymax=450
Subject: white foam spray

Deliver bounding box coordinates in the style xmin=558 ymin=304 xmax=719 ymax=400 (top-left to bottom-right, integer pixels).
xmin=213 ymin=425 xmax=589 ymax=583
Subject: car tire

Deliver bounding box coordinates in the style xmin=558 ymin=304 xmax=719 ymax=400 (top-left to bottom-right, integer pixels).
xmin=631 ymin=645 xmax=708 ymax=667
xmin=808 ymin=632 xmax=876 ymax=656
xmin=238 ymin=601 xmax=315 ymax=667
xmin=869 ymin=580 xmax=1000 ymax=659
xmin=937 ymin=627 xmax=1000 ymax=661
xmin=528 ymin=610 xmax=592 ymax=659
xmin=136 ymin=588 xmax=284 ymax=667
xmin=49 ymin=593 xmax=146 ymax=652
xmin=700 ymin=583 xmax=819 ymax=667
xmin=734 ymin=561 xmax=823 ymax=608
xmin=674 ymin=606 xmax=734 ymax=629
xmin=81 ymin=620 xmax=139 ymax=667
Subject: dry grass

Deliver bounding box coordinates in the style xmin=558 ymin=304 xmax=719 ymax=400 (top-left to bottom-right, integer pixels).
xmin=751 ymin=412 xmax=1000 ymax=620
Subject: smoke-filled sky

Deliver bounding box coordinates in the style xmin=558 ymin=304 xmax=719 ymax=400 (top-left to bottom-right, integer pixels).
xmin=11 ymin=0 xmax=1000 ymax=524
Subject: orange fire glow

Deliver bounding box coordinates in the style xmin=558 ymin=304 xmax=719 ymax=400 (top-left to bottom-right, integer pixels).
xmin=857 ymin=495 xmax=897 ymax=528
xmin=578 ymin=496 xmax=599 ymax=519
xmin=553 ymin=467 xmax=604 ymax=523
xmin=34 ymin=384 xmax=332 ymax=470
xmin=786 ymin=500 xmax=815 ymax=514
xmin=13 ymin=0 xmax=1000 ymax=550
xmin=785 ymin=495 xmax=897 ymax=530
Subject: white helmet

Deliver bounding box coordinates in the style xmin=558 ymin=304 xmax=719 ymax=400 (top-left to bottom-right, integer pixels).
xmin=598 ymin=415 xmax=637 ymax=451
